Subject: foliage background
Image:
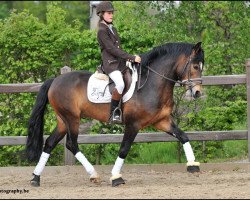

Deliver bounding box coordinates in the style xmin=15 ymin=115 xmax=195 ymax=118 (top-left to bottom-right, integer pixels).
xmin=0 ymin=1 xmax=249 ymax=166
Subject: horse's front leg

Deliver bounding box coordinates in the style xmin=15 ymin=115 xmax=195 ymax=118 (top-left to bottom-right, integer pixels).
xmin=154 ymin=119 xmax=200 ymax=173
xmin=110 ymin=124 xmax=139 ymax=187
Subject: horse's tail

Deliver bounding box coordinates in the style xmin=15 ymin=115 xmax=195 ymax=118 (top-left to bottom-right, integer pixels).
xmin=26 ymin=78 xmax=54 ymax=162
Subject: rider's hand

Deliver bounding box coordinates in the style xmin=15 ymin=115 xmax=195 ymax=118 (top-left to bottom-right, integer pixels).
xmin=134 ymin=55 xmax=141 ymax=63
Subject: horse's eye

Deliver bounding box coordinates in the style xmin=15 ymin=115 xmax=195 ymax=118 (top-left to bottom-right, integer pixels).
xmin=193 ymin=65 xmax=199 ymax=70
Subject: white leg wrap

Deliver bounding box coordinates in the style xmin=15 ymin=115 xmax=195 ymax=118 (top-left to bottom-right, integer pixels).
xmin=75 ymin=152 xmax=95 ymax=175
xmin=183 ymin=142 xmax=195 ymax=162
xmin=111 ymin=157 xmax=124 ymax=176
xmin=33 ymin=152 xmax=50 ymax=176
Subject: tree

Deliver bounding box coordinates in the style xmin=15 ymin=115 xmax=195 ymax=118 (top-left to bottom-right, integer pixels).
xmin=0 ymin=1 xmax=90 ymax=30
xmin=0 ymin=2 xmax=9 ymax=19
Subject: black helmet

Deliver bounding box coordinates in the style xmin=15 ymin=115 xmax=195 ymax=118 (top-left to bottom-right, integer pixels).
xmin=96 ymin=1 xmax=114 ymax=16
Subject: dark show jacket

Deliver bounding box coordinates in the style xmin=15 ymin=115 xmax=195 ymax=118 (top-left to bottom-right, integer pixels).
xmin=97 ymin=22 xmax=136 ymax=74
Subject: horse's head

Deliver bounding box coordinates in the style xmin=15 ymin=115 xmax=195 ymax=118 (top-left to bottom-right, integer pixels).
xmin=177 ymin=42 xmax=204 ymax=99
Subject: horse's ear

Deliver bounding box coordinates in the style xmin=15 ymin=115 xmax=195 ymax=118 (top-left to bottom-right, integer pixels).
xmin=192 ymin=42 xmax=202 ymax=55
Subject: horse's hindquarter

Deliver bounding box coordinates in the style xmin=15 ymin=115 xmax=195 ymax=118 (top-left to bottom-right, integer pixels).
xmin=48 ymin=71 xmax=111 ymax=122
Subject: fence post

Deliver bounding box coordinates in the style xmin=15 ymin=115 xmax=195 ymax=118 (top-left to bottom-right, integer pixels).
xmin=60 ymin=66 xmax=76 ymax=165
xmin=246 ymin=59 xmax=250 ymax=162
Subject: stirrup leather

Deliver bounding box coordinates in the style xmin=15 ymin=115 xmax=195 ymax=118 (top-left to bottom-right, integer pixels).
xmin=109 ymin=107 xmax=122 ymax=124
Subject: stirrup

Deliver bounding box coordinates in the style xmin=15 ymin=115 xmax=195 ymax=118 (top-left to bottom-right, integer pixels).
xmin=109 ymin=107 xmax=122 ymax=124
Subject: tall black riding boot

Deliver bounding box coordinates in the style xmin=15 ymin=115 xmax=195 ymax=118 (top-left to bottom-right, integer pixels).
xmin=109 ymin=89 xmax=122 ymax=124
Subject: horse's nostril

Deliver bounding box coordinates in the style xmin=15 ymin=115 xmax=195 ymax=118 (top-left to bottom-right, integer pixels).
xmin=194 ymin=91 xmax=201 ymax=99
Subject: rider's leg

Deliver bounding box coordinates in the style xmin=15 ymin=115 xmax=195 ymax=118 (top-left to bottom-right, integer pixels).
xmin=108 ymin=70 xmax=125 ymax=124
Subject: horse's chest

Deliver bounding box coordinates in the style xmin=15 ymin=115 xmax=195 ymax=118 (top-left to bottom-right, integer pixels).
xmin=139 ymin=106 xmax=172 ymax=126
xmin=155 ymin=106 xmax=172 ymax=119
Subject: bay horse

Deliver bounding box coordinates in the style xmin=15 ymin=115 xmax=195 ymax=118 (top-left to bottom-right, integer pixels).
xmin=26 ymin=42 xmax=204 ymax=187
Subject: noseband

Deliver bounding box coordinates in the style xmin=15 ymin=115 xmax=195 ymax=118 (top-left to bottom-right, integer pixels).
xmin=137 ymin=55 xmax=203 ymax=91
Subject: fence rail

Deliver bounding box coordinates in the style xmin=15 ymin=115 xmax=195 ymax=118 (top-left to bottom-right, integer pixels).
xmin=0 ymin=130 xmax=247 ymax=146
xmin=0 ymin=75 xmax=247 ymax=93
xmin=0 ymin=60 xmax=250 ymax=164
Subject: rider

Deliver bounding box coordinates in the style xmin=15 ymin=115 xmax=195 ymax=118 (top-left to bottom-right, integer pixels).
xmin=96 ymin=1 xmax=141 ymax=124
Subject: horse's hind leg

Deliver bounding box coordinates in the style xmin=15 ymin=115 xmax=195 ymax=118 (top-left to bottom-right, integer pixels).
xmin=110 ymin=124 xmax=139 ymax=187
xmin=64 ymin=116 xmax=100 ymax=184
xmin=31 ymin=117 xmax=67 ymax=187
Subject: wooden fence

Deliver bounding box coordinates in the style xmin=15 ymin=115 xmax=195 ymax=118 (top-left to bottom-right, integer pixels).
xmin=0 ymin=59 xmax=250 ymax=164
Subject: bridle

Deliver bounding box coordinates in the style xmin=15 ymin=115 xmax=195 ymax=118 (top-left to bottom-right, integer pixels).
xmin=137 ymin=55 xmax=203 ymax=91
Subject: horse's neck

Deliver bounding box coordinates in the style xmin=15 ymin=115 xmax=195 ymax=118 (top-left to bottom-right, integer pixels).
xmin=139 ymin=64 xmax=175 ymax=101
xmin=141 ymin=59 xmax=177 ymax=86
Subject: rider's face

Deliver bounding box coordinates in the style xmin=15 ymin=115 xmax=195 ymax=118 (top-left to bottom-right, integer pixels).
xmin=103 ymin=11 xmax=113 ymax=23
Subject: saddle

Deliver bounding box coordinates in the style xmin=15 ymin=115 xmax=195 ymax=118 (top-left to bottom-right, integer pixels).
xmin=87 ymin=62 xmax=138 ymax=105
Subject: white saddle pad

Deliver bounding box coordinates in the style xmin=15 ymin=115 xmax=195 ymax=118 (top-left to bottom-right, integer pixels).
xmin=87 ymin=62 xmax=138 ymax=103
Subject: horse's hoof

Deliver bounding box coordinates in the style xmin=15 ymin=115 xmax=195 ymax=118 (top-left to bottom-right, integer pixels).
xmin=30 ymin=174 xmax=40 ymax=187
xmin=112 ymin=177 xmax=125 ymax=187
xmin=187 ymin=165 xmax=200 ymax=173
xmin=90 ymin=176 xmax=101 ymax=184
xmin=90 ymin=171 xmax=101 ymax=184
xmin=90 ymin=177 xmax=101 ymax=184
xmin=186 ymin=161 xmax=200 ymax=173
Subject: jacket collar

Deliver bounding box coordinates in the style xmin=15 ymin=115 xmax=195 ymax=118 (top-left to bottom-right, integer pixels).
xmin=99 ymin=22 xmax=119 ymax=40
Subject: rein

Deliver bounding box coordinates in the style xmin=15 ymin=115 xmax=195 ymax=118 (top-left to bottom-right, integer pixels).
xmin=137 ymin=56 xmax=202 ymax=91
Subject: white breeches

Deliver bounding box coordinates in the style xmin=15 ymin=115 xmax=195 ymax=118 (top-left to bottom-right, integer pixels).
xmin=109 ymin=70 xmax=125 ymax=94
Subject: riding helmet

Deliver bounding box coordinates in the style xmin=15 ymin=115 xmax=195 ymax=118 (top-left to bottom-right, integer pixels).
xmin=96 ymin=1 xmax=115 ymax=15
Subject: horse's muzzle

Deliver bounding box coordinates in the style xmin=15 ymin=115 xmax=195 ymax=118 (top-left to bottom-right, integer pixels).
xmin=191 ymin=83 xmax=203 ymax=99
xmin=184 ymin=83 xmax=202 ymax=100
